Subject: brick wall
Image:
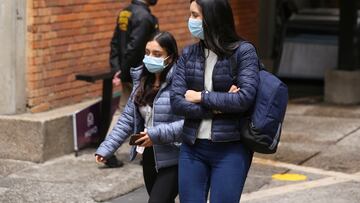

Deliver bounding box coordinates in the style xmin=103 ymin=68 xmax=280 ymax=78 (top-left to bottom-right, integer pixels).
xmin=26 ymin=0 xmax=259 ymax=113
xmin=231 ymin=0 xmax=259 ymax=44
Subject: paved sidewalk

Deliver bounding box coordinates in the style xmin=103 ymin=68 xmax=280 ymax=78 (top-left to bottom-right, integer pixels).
xmin=1 ymin=102 xmax=360 ymax=202
xmin=243 ymin=102 xmax=360 ymax=203
xmin=0 ymin=146 xmax=143 ymax=202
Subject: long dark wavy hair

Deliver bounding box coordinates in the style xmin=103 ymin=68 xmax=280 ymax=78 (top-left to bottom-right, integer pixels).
xmin=190 ymin=0 xmax=243 ymax=58
xmin=134 ymin=31 xmax=179 ymax=107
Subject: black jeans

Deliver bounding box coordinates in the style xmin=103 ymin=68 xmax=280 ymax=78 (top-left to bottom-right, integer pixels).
xmin=142 ymin=147 xmax=178 ymax=203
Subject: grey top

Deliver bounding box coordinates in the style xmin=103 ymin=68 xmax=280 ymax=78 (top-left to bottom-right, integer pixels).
xmin=197 ymin=49 xmax=218 ymax=140
xmin=139 ymin=105 xmax=153 ymax=129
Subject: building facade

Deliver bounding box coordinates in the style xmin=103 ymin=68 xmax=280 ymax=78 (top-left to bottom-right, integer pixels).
xmin=0 ymin=0 xmax=260 ymax=115
xmin=0 ymin=0 xmax=259 ymax=162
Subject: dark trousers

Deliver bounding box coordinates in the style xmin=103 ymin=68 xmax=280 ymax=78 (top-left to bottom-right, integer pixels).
xmin=179 ymin=139 xmax=253 ymax=203
xmin=142 ymin=147 xmax=178 ymax=203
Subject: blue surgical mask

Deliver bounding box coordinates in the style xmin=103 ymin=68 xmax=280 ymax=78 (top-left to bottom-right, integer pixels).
xmin=143 ymin=55 xmax=169 ymax=73
xmin=188 ymin=18 xmax=204 ymax=40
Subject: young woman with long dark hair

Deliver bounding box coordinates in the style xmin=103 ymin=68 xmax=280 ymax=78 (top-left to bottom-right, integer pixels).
xmin=170 ymin=0 xmax=260 ymax=202
xmin=96 ymin=31 xmax=183 ymax=203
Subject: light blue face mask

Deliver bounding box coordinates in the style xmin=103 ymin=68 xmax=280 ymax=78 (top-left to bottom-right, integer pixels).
xmin=188 ymin=18 xmax=204 ymax=40
xmin=143 ymin=55 xmax=169 ymax=73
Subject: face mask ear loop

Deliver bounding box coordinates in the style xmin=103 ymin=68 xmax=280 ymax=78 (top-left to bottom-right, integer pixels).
xmin=163 ymin=55 xmax=172 ymax=68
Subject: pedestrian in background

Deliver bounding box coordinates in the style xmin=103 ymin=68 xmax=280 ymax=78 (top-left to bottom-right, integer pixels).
xmin=106 ymin=0 xmax=159 ymax=168
xmin=170 ymin=0 xmax=260 ymax=202
xmin=96 ymin=31 xmax=183 ymax=203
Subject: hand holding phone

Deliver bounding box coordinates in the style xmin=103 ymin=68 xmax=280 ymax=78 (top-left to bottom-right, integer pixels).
xmin=129 ymin=134 xmax=145 ymax=145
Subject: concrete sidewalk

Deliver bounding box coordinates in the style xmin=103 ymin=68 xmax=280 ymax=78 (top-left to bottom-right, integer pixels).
xmin=1 ymin=102 xmax=360 ymax=202
xmin=243 ymin=101 xmax=360 ymax=203
xmin=0 ymin=146 xmax=143 ymax=203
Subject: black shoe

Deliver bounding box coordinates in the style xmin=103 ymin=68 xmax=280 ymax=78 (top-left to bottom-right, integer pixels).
xmin=105 ymin=155 xmax=124 ymax=168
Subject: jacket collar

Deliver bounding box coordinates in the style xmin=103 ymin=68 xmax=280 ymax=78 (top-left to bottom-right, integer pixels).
xmin=132 ymin=0 xmax=150 ymax=12
xmin=165 ymin=65 xmax=175 ymax=83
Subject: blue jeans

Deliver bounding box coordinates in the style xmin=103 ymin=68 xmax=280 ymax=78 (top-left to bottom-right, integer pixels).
xmin=179 ymin=139 xmax=253 ymax=203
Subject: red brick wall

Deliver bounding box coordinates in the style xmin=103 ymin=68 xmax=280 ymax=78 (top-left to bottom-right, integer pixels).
xmin=231 ymin=0 xmax=259 ymax=44
xmin=26 ymin=0 xmax=259 ymax=113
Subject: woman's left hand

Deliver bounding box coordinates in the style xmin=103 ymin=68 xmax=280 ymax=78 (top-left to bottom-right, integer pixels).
xmin=136 ymin=131 xmax=153 ymax=147
xmin=185 ymin=90 xmax=202 ymax=103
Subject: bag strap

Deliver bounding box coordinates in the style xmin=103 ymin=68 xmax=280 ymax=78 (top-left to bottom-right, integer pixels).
xmin=230 ymin=41 xmax=264 ymax=85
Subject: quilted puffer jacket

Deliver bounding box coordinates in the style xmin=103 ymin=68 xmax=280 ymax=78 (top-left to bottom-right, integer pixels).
xmin=96 ymin=65 xmax=184 ymax=170
xmin=170 ymin=41 xmax=259 ymax=145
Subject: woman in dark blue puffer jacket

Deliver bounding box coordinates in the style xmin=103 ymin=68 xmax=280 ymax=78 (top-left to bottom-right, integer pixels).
xmin=96 ymin=32 xmax=183 ymax=203
xmin=170 ymin=0 xmax=260 ymax=202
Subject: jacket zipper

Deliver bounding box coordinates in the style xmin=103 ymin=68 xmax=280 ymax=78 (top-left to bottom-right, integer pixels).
xmin=151 ymin=82 xmax=167 ymax=172
xmin=209 ymin=55 xmax=218 ymax=141
xmin=208 ymin=57 xmax=240 ymax=143
xmin=193 ymin=52 xmax=207 ymax=144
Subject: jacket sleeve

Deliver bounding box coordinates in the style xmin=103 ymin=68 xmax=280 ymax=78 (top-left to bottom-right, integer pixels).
xmin=170 ymin=48 xmax=213 ymax=119
xmin=109 ymin=16 xmax=121 ymax=72
xmin=95 ymin=94 xmax=136 ymax=158
xmin=201 ymin=42 xmax=260 ymax=113
xmin=146 ymin=119 xmax=184 ymax=144
xmin=121 ymin=17 xmax=153 ymax=69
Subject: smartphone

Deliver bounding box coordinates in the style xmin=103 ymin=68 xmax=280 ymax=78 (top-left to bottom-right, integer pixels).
xmin=129 ymin=134 xmax=145 ymax=145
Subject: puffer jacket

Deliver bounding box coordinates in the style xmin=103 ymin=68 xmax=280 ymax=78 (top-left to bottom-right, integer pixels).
xmin=96 ymin=65 xmax=184 ymax=170
xmin=170 ymin=41 xmax=259 ymax=145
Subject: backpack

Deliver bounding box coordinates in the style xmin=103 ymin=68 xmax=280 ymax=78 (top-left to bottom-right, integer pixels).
xmin=230 ymin=43 xmax=288 ymax=154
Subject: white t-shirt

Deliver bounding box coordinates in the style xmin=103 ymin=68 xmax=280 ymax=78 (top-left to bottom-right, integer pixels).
xmin=139 ymin=104 xmax=153 ymax=128
xmin=197 ymin=49 xmax=218 ymax=140
xmin=137 ymin=104 xmax=152 ymax=154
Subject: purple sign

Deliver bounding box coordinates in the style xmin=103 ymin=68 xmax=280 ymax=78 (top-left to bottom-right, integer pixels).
xmin=73 ymin=95 xmax=120 ymax=151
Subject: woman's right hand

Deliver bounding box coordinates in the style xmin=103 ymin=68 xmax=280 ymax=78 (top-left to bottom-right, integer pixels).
xmin=95 ymin=154 xmax=107 ymax=164
xmin=213 ymin=85 xmax=240 ymax=114
xmin=228 ymin=85 xmax=240 ymax=93
xmin=112 ymin=71 xmax=121 ymax=86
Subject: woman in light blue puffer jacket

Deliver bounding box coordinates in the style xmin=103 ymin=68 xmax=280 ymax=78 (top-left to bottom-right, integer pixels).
xmin=95 ymin=32 xmax=183 ymax=203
